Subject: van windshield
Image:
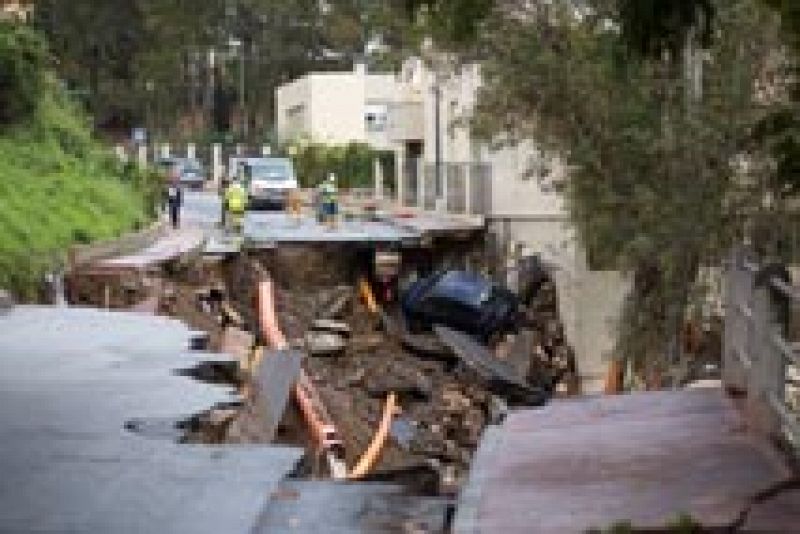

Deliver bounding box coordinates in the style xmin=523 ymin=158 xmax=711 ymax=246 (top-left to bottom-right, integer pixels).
xmin=183 ymin=160 xmax=201 ymax=173
xmin=248 ymin=163 xmax=291 ymax=181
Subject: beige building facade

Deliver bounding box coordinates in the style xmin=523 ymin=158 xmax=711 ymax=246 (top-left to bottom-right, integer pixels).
xmin=275 ymin=63 xmax=423 ymax=151
xmin=0 ymin=1 xmax=33 ymax=21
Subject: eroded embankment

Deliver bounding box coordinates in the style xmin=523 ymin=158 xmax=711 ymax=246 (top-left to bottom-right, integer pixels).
xmin=70 ymin=242 xmax=578 ymax=494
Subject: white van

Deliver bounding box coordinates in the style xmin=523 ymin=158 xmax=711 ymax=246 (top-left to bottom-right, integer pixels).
xmin=229 ymin=157 xmax=298 ymax=210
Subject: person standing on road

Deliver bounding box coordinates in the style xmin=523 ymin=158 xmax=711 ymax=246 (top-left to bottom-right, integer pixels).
xmin=319 ymin=173 xmax=338 ymax=229
xmin=166 ymin=167 xmax=182 ymax=229
xmin=224 ymin=177 xmax=247 ymax=234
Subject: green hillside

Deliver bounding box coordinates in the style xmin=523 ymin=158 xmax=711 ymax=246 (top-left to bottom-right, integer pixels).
xmin=0 ymin=22 xmax=157 ymax=299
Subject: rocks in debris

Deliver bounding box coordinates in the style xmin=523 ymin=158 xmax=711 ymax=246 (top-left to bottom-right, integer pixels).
xmin=389 ymin=417 xmax=417 ymax=450
xmin=311 ymin=319 xmax=352 ymax=336
xmin=342 ymin=367 xmax=366 ymax=388
xmin=349 ymin=333 xmax=384 ymax=353
xmin=366 ymin=362 xmax=433 ymax=401
xmin=306 ymin=331 xmax=346 ymax=356
xmin=487 ymin=395 xmax=508 ymax=425
xmin=316 ymin=285 xmax=353 ymax=320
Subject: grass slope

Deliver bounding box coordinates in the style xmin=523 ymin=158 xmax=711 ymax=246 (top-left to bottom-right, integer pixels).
xmin=0 ymin=81 xmax=155 ymax=299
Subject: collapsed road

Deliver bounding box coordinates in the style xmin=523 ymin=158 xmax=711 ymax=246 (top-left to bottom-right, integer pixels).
xmin=18 ymin=192 xmax=579 ymax=532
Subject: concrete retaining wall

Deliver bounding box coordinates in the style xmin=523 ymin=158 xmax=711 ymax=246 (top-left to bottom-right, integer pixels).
xmin=487 ymin=215 xmax=630 ymax=393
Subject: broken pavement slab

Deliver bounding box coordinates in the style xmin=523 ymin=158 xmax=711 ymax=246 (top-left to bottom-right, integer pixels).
xmin=434 ymin=325 xmax=547 ymax=406
xmin=252 ymin=348 xmax=304 ymax=442
xmin=254 ymin=480 xmax=451 ymax=533
xmin=0 ymin=306 xmax=303 ymax=533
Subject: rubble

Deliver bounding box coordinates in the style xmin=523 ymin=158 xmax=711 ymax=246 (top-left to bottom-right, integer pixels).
xmin=306 ymin=331 xmax=347 ymax=356
xmin=92 ymin=244 xmax=577 ymax=493
xmin=311 ymin=319 xmax=352 ymax=336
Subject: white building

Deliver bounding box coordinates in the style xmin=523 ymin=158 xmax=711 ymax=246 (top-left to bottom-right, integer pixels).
xmin=0 ymin=0 xmax=33 ymax=21
xmin=275 ymin=62 xmax=424 ymax=152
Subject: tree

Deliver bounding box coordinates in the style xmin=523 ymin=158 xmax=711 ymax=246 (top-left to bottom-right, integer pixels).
xmin=397 ymin=0 xmax=784 ymax=376
xmin=33 ymin=0 xmax=385 ymax=141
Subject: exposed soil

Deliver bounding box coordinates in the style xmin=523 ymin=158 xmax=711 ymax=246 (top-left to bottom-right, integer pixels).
xmin=69 ymin=244 xmax=578 ymax=493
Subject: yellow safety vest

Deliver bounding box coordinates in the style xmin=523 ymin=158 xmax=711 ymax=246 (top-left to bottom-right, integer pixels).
xmin=225 ymin=184 xmax=247 ymax=214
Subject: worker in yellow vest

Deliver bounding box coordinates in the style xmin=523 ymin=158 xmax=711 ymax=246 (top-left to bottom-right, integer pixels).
xmin=319 ymin=173 xmax=338 ymax=229
xmin=224 ymin=178 xmax=247 ymax=233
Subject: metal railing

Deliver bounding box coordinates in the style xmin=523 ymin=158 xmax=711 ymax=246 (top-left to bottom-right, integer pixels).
xmin=723 ymin=248 xmax=800 ymax=449
xmin=398 ymin=158 xmax=492 ymax=215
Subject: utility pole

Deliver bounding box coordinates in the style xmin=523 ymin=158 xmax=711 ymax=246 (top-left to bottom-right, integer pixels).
xmin=205 ymin=48 xmax=216 ymax=131
xmin=240 ymin=43 xmax=247 ymax=140
xmin=434 ymin=75 xmax=442 ymax=199
xmin=228 ymin=37 xmax=246 ymax=141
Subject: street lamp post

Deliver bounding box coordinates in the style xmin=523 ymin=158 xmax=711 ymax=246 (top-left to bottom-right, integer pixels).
xmin=228 ymin=37 xmax=246 ymax=141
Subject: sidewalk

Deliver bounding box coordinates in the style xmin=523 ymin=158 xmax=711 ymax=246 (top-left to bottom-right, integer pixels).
xmin=454 ymin=388 xmax=800 ymax=533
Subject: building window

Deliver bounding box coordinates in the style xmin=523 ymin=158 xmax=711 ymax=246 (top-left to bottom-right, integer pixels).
xmin=365 ymin=103 xmax=388 ymax=132
xmin=286 ymin=104 xmax=305 ymax=118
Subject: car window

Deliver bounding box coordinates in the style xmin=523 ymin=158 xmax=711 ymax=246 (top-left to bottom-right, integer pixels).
xmin=183 ymin=161 xmax=201 ymax=172
xmin=431 ymin=272 xmax=490 ymax=310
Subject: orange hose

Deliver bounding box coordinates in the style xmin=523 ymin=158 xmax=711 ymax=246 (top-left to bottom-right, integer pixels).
xmin=348 ymin=392 xmax=397 ymax=479
xmin=255 ymin=278 xmax=343 ymax=456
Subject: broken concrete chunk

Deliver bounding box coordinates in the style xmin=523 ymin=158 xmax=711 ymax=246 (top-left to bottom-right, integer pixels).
xmin=311 ymin=319 xmax=352 ymax=336
xmin=251 ymin=348 xmax=303 ymax=442
xmin=434 ymin=325 xmax=548 ymax=406
xmin=316 ymin=286 xmax=353 ymax=319
xmin=487 ymin=395 xmax=509 ymax=425
xmin=305 ymin=331 xmax=346 ymax=356
xmin=389 ymin=417 xmax=417 ymax=450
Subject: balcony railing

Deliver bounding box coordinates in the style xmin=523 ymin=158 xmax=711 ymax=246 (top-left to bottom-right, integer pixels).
xmin=723 ymin=248 xmax=800 ymax=450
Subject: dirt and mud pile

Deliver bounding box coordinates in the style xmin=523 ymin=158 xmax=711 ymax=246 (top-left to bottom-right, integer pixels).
xmin=211 ymin=247 xmax=577 ymax=489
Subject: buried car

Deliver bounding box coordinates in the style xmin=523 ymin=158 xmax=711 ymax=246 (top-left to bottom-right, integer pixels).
xmin=401 ymin=270 xmax=521 ymax=342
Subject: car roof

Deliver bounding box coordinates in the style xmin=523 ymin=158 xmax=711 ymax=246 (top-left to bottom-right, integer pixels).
xmin=429 ymin=271 xmax=492 ymax=308
xmin=241 ymin=157 xmax=292 ymax=166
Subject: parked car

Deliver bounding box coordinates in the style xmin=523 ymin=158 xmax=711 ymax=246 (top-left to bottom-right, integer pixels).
xmin=156 ymin=157 xmax=205 ymax=190
xmin=400 ymin=270 xmax=522 ymax=342
xmin=234 ymin=157 xmax=298 ymax=210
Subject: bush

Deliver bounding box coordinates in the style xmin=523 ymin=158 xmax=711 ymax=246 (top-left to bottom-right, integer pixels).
xmin=284 ymin=140 xmax=391 ymax=189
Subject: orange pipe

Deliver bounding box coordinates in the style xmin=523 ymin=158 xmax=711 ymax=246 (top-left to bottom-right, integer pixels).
xmin=348 ymin=392 xmax=397 ymax=479
xmin=257 ymin=279 xmax=287 ymax=349
xmin=358 ymin=277 xmax=379 ymax=315
xmin=256 ymin=279 xmax=344 ymax=455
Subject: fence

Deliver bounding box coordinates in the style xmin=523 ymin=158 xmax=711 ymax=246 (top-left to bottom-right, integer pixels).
xmin=724 ymin=248 xmax=800 ymax=449
xmin=116 ymin=142 xmax=272 ymax=184
xmin=399 ymin=159 xmax=492 ymax=215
